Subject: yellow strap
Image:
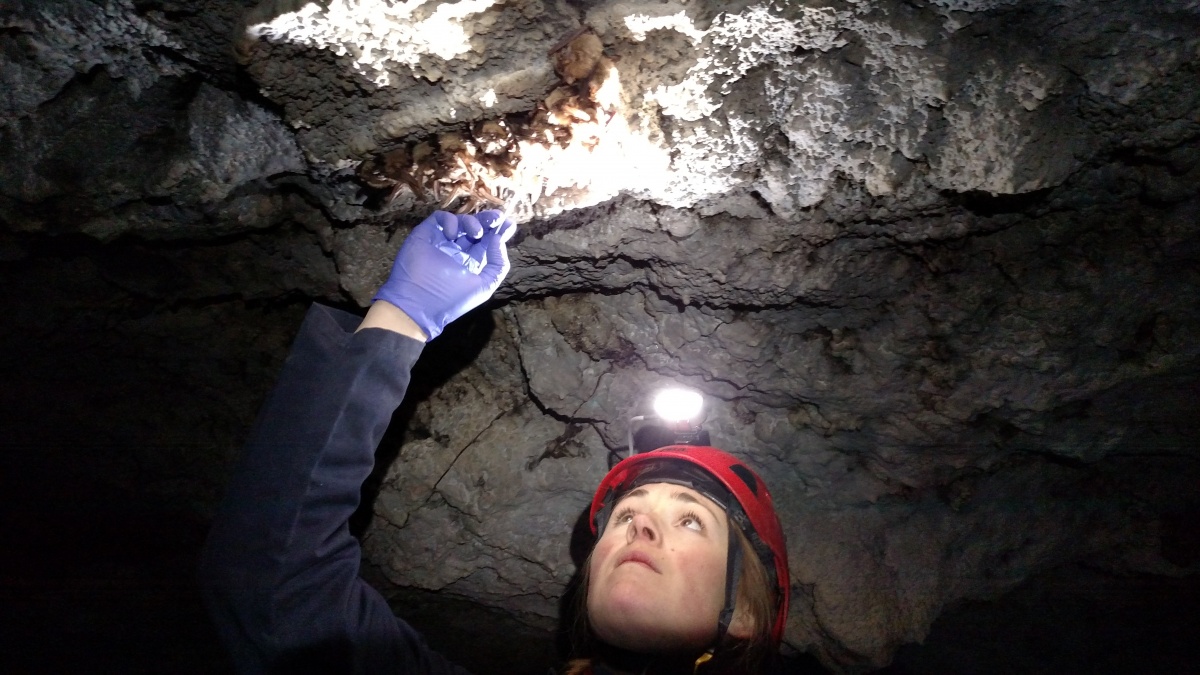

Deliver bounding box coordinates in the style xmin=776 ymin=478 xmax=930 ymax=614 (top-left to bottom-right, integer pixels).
xmin=693 ymin=651 xmax=713 ymax=673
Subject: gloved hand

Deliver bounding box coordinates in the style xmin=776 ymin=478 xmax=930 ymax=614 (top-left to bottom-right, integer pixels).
xmin=374 ymin=210 xmax=516 ymax=340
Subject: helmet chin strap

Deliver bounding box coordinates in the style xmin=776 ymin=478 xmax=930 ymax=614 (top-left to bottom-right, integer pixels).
xmin=713 ymin=528 xmax=743 ymax=649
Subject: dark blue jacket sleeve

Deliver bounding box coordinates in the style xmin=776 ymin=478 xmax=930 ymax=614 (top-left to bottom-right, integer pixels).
xmin=199 ymin=304 xmax=472 ymax=675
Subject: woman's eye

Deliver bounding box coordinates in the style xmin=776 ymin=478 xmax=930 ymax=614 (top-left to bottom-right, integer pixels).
xmin=614 ymin=508 xmax=635 ymax=524
xmin=680 ymin=512 xmax=704 ymax=531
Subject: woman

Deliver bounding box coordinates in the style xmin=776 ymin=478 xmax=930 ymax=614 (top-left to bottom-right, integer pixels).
xmin=199 ymin=210 xmax=789 ymax=675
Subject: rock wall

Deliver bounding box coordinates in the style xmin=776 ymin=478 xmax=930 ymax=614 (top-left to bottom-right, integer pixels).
xmin=2 ymin=0 xmax=1198 ymax=671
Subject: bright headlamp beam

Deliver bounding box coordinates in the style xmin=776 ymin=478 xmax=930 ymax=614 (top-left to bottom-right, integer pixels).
xmin=652 ymin=388 xmax=703 ymax=423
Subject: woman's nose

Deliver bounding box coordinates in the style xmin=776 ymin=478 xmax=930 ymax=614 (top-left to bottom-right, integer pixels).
xmin=626 ymin=512 xmax=658 ymax=544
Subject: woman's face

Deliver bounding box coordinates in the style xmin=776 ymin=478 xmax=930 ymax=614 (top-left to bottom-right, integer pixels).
xmin=586 ymin=482 xmax=730 ymax=653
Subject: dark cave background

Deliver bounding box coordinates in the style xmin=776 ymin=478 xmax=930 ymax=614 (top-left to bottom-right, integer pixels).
xmin=2 ymin=218 xmax=1197 ymax=675
xmin=3 ymin=0 xmax=1200 ymax=673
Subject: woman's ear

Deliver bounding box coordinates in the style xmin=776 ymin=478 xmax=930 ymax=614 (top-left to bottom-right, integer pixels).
xmin=726 ymin=601 xmax=755 ymax=640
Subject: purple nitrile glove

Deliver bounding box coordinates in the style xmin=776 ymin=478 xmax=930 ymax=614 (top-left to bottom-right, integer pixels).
xmin=374 ymin=210 xmax=516 ymax=339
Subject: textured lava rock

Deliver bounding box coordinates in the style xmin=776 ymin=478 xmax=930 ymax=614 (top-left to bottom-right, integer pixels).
xmin=1 ymin=0 xmax=1198 ymax=672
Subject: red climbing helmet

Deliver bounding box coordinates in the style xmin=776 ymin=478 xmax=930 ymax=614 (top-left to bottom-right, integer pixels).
xmin=589 ymin=445 xmax=790 ymax=646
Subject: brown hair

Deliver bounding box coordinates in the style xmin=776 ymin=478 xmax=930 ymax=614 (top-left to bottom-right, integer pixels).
xmin=727 ymin=524 xmax=776 ymax=672
xmin=566 ymin=520 xmax=778 ymax=674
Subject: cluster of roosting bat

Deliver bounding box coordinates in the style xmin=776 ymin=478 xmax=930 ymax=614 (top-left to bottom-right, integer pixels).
xmin=357 ymin=28 xmax=617 ymax=214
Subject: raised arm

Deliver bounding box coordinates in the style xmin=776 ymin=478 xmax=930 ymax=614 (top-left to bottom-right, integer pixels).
xmin=199 ymin=211 xmax=515 ymax=675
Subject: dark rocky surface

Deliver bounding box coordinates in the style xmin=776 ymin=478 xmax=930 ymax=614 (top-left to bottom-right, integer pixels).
xmin=1 ymin=0 xmax=1198 ymax=672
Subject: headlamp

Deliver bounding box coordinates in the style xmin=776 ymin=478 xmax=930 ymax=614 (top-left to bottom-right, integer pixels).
xmin=627 ymin=386 xmax=710 ymax=455
xmin=652 ymin=388 xmax=703 ymax=423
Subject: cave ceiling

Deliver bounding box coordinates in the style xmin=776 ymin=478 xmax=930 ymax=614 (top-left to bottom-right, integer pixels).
xmin=2 ymin=0 xmax=1199 ymax=671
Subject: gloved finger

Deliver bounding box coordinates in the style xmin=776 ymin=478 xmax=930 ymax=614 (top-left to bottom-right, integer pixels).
xmin=432 ymin=210 xmax=460 ymax=240
xmin=462 ymin=213 xmax=512 ymax=266
xmin=409 ymin=210 xmax=450 ymax=242
xmin=497 ymin=218 xmax=517 ymax=243
xmin=475 ymin=210 xmax=506 ymax=231
xmin=457 ymin=213 xmax=484 ymax=240
xmin=478 ymin=222 xmax=515 ymax=287
xmin=463 ymin=235 xmax=489 ymax=268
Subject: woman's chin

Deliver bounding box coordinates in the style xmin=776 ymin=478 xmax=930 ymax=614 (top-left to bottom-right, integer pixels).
xmin=589 ymin=604 xmax=713 ymax=654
